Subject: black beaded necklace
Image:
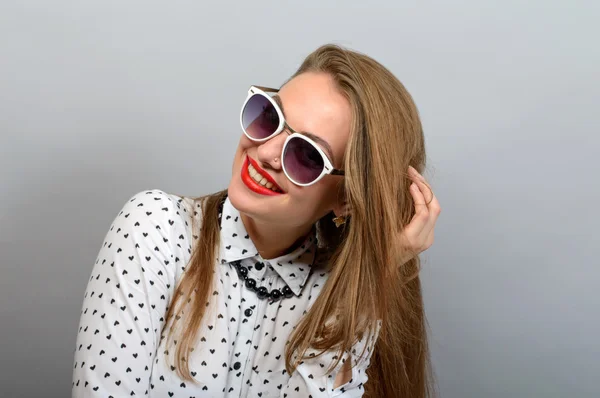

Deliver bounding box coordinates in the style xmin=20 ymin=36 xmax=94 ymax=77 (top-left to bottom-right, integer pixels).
xmin=218 ymin=194 xmax=296 ymax=303
xmin=231 ymin=260 xmax=294 ymax=302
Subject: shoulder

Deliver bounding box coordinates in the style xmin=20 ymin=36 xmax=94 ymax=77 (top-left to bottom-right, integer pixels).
xmin=110 ymin=189 xmax=205 ymax=258
xmin=100 ymin=189 xmax=212 ymax=284
xmin=117 ymin=188 xmax=201 ymax=230
xmin=120 ymin=188 xmax=193 ymax=215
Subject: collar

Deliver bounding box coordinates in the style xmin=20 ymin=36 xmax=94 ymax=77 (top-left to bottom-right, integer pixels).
xmin=217 ymin=195 xmax=317 ymax=296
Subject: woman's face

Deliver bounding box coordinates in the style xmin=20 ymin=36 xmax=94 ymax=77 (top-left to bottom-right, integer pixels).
xmin=227 ymin=72 xmax=351 ymax=229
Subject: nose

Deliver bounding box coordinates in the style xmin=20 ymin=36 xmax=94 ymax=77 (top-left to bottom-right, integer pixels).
xmin=256 ymin=130 xmax=289 ymax=170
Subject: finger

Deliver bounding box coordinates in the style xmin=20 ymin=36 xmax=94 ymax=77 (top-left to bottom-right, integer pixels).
xmin=427 ymin=194 xmax=441 ymax=218
xmin=414 ymin=189 xmax=440 ymax=251
xmin=408 ymin=166 xmax=434 ymax=203
xmin=412 ymin=176 xmax=434 ymax=205
xmin=407 ymin=167 xmax=441 ymax=223
xmin=414 ymin=181 xmax=441 ymax=233
xmin=408 ymin=165 xmax=427 ymax=183
xmin=404 ymin=169 xmax=441 ymax=253
xmin=405 ymin=182 xmax=430 ymax=239
xmin=410 ymin=181 xmax=441 ymax=248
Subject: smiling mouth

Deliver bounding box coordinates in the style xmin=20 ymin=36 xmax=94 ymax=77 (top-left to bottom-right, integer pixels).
xmin=241 ymin=155 xmax=283 ymax=195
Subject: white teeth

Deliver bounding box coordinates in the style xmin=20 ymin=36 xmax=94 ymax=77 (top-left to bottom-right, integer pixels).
xmin=247 ymin=164 xmax=280 ymax=192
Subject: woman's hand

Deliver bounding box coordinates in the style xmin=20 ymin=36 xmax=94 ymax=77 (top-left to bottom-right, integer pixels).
xmin=397 ymin=165 xmax=441 ymax=265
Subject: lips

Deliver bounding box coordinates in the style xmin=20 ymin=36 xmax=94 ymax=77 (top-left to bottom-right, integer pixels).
xmin=241 ymin=155 xmax=284 ymax=196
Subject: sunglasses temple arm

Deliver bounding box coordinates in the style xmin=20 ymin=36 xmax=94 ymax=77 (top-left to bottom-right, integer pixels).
xmin=254 ymin=85 xmax=279 ymax=93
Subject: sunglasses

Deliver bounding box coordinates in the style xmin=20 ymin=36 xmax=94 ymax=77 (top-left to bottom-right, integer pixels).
xmin=240 ymin=85 xmax=344 ymax=187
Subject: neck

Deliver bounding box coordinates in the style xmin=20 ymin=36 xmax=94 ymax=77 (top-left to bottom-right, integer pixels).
xmin=240 ymin=213 xmax=314 ymax=260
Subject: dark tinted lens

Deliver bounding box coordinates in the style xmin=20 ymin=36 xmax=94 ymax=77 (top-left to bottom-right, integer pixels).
xmin=242 ymin=94 xmax=279 ymax=139
xmin=283 ymin=136 xmax=324 ymax=184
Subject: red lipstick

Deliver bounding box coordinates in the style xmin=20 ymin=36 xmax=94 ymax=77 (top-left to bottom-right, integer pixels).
xmin=241 ymin=155 xmax=283 ymax=196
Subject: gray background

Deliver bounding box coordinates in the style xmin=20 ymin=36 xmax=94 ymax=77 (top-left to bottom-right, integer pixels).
xmin=1 ymin=1 xmax=598 ymax=397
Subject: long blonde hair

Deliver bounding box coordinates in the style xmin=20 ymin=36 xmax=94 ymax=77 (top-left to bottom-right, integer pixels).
xmin=163 ymin=44 xmax=434 ymax=398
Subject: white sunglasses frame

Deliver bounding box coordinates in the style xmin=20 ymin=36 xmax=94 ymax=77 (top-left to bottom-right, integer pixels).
xmin=239 ymin=85 xmax=344 ymax=187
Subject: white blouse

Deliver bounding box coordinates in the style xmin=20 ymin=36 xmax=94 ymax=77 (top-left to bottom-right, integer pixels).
xmin=72 ymin=189 xmax=380 ymax=397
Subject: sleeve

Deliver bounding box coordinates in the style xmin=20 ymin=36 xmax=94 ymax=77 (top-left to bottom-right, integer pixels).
xmin=71 ymin=189 xmax=190 ymax=397
xmin=283 ymin=319 xmax=382 ymax=398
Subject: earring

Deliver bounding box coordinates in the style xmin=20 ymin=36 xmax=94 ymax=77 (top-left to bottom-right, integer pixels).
xmin=332 ymin=215 xmax=346 ymax=227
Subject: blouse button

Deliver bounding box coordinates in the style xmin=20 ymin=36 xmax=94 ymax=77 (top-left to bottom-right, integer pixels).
xmin=233 ymin=361 xmax=241 ymax=370
xmin=244 ymin=308 xmax=253 ymax=317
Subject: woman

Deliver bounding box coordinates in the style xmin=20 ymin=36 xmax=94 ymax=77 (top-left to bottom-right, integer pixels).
xmin=72 ymin=44 xmax=441 ymax=398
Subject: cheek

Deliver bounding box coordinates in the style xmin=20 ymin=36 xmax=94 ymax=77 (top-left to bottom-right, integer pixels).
xmin=232 ymin=136 xmax=255 ymax=171
xmin=291 ymin=180 xmax=339 ymax=213
xmin=239 ymin=134 xmax=255 ymax=151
